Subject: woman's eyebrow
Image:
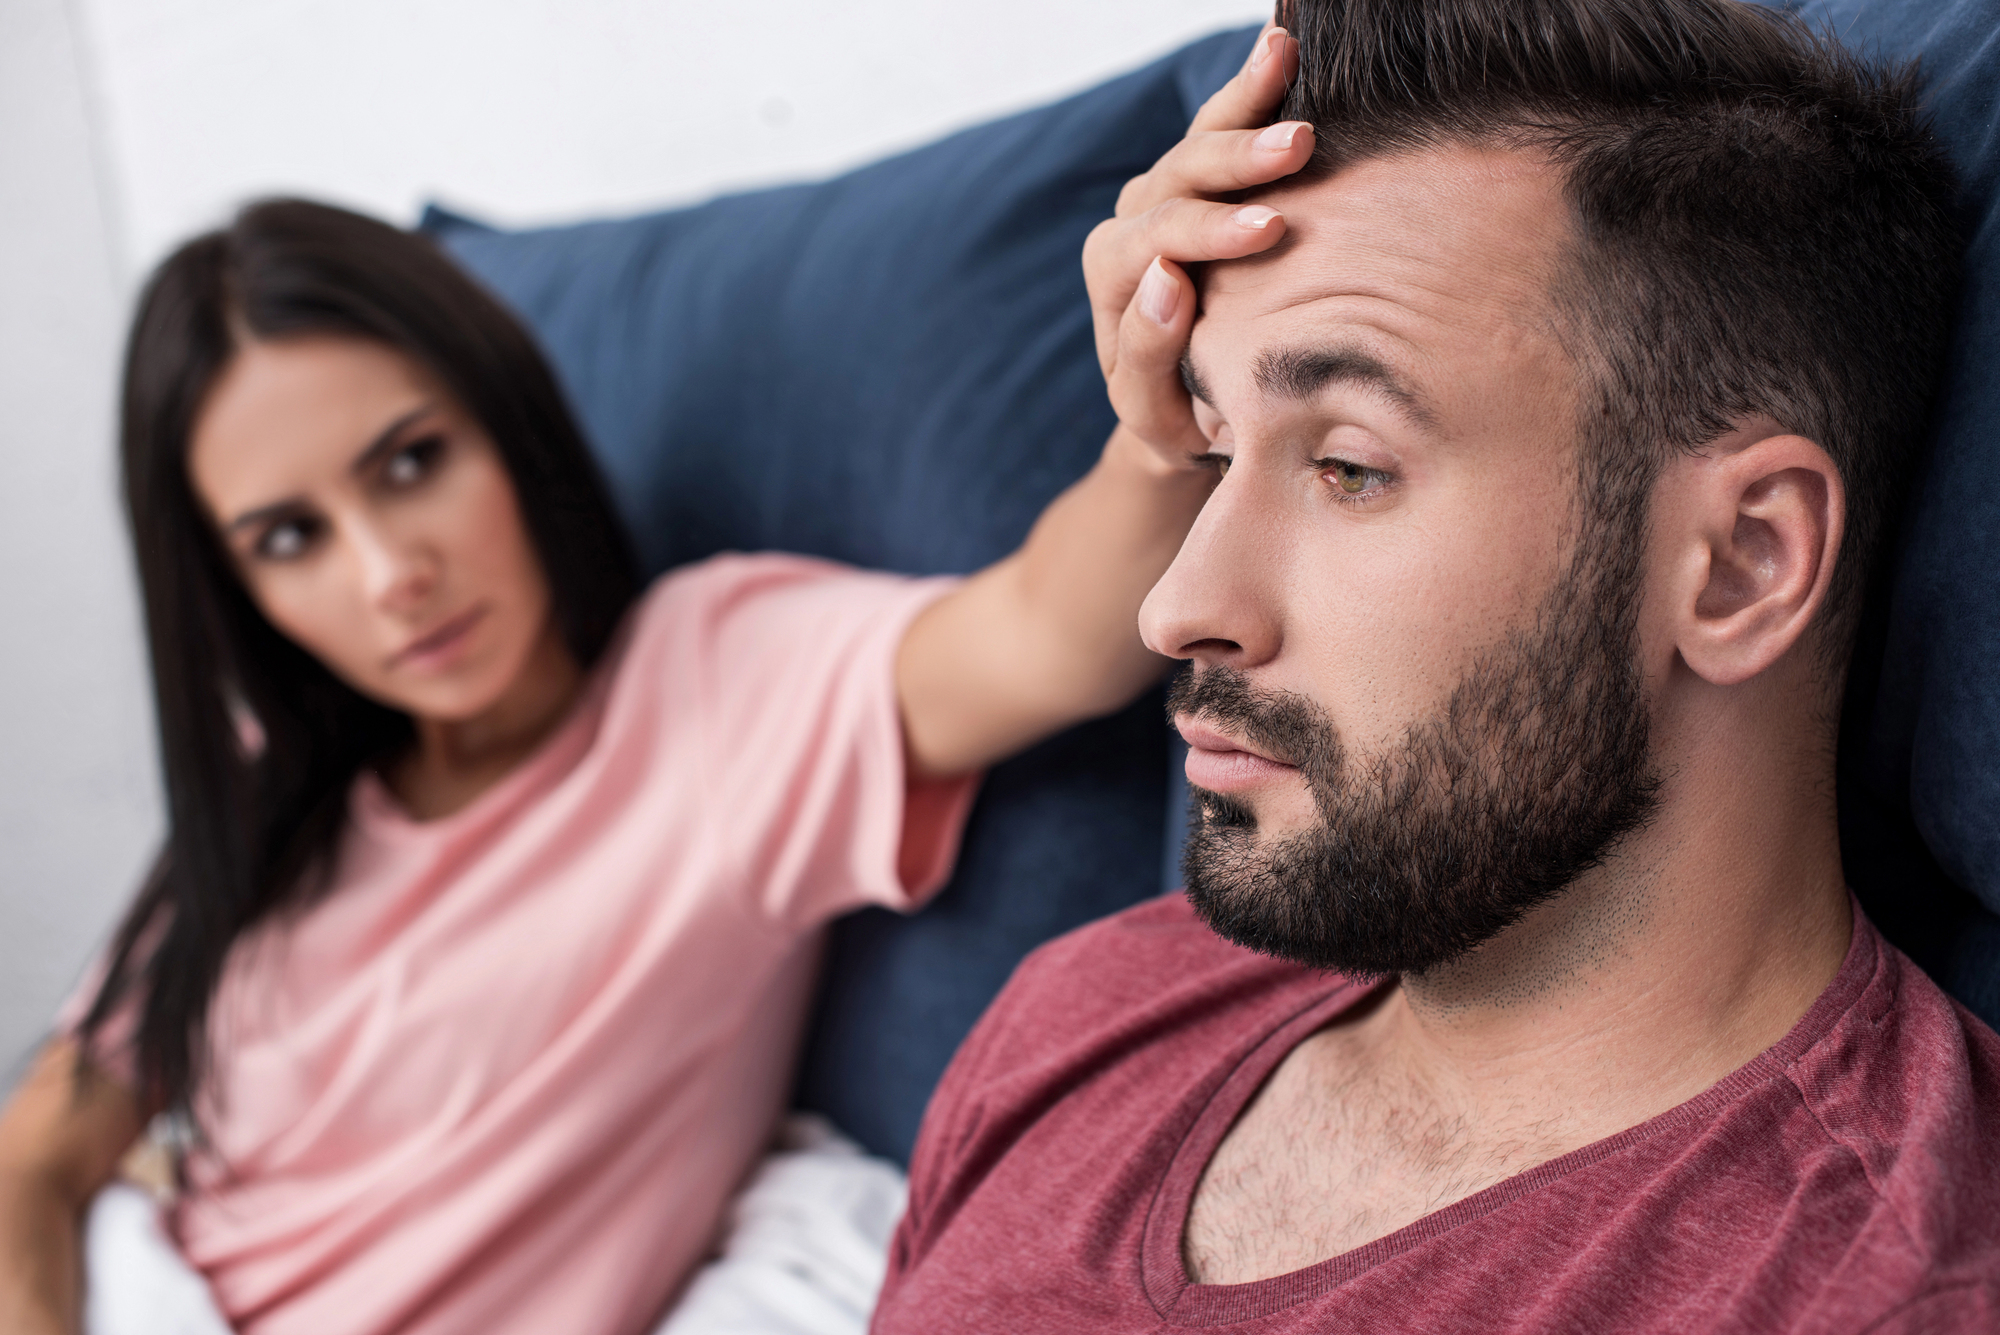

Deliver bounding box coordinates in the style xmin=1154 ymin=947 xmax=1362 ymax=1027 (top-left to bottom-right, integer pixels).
xmin=348 ymin=404 xmax=437 ymax=476
xmin=223 ymin=404 xmax=436 ymax=534
xmin=225 ymin=498 xmax=303 ymax=535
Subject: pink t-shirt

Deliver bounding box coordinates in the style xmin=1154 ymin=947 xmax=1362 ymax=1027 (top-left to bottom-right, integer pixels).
xmin=68 ymin=553 xmax=977 ymax=1335
xmin=875 ymin=893 xmax=2000 ymax=1334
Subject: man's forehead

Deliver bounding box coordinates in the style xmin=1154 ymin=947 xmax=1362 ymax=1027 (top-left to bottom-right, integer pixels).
xmin=1195 ymin=143 xmax=1572 ymax=368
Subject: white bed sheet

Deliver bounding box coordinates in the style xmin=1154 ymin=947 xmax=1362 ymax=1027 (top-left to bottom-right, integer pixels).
xmin=83 ymin=1114 xmax=908 ymax=1335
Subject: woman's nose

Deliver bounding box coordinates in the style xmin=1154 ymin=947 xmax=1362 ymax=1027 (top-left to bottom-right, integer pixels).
xmin=1139 ymin=471 xmax=1283 ymax=669
xmin=347 ymin=518 xmax=435 ymax=613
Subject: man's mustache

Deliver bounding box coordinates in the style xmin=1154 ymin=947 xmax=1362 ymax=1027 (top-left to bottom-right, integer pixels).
xmin=1165 ymin=665 xmax=1337 ymax=777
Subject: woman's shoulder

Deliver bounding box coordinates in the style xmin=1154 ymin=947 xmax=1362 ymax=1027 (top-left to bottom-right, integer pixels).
xmin=624 ymin=551 xmax=943 ymax=659
xmin=644 ymin=551 xmax=858 ymax=612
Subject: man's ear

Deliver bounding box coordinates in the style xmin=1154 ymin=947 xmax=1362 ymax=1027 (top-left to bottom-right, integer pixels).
xmin=1662 ymin=422 xmax=1844 ymax=687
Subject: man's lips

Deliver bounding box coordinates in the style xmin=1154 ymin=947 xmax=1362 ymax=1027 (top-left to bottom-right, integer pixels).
xmin=390 ymin=605 xmax=487 ymax=670
xmin=1175 ymin=715 xmax=1298 ymax=794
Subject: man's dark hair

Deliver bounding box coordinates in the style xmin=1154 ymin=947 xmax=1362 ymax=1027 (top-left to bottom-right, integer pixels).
xmin=1274 ymin=0 xmax=1961 ymax=665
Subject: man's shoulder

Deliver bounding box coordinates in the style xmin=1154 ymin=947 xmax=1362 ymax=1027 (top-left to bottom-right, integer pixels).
xmin=1777 ymin=920 xmax=2000 ymax=1285
xmin=1012 ymin=891 xmax=1250 ymax=985
xmin=897 ymin=892 xmax=1355 ymax=1274
xmin=992 ymin=891 xmax=1326 ymax=1040
xmin=921 ymin=892 xmax=1348 ymax=1146
xmin=1788 ymin=918 xmax=2000 ymax=1149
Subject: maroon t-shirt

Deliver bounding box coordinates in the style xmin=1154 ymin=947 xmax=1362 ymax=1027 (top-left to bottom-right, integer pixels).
xmin=874 ymin=894 xmax=2000 ymax=1333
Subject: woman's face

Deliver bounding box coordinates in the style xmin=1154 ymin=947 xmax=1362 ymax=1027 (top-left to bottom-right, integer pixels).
xmin=189 ymin=335 xmax=559 ymax=724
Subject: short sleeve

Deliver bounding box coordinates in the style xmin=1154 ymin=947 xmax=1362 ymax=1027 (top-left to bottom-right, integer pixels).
xmin=643 ymin=553 xmax=980 ymax=932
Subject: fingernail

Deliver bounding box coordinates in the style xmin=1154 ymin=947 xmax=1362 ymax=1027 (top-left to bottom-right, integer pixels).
xmin=1234 ymin=206 xmax=1280 ymax=231
xmin=1250 ymin=29 xmax=1283 ymax=71
xmin=1257 ymin=122 xmax=1304 ymax=152
xmin=1138 ymin=258 xmax=1179 ymax=326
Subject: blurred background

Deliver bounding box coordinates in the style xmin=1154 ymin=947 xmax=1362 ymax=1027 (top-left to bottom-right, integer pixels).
xmin=0 ymin=0 xmax=1266 ymax=1072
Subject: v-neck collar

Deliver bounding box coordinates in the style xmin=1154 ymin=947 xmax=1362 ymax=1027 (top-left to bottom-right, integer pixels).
xmin=1138 ymin=908 xmax=1880 ymax=1326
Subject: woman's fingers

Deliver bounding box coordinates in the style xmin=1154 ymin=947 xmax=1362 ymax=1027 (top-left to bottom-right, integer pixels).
xmin=1113 ymin=27 xmax=1309 ymax=219
xmin=1114 ymin=119 xmax=1315 ymax=219
xmin=1076 ymin=26 xmax=1312 ymax=461
xmin=1189 ymin=26 xmax=1299 ymax=135
xmin=1098 ymin=197 xmax=1289 ymax=283
xmin=1104 ymin=259 xmax=1209 ymax=462
xmin=1083 ymin=199 xmax=1288 ymax=370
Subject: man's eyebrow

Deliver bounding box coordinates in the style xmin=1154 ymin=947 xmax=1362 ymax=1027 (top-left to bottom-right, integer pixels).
xmin=1180 ymin=350 xmax=1215 ymax=407
xmin=1252 ymin=345 xmax=1437 ymax=429
xmin=223 ymin=404 xmax=434 ymax=534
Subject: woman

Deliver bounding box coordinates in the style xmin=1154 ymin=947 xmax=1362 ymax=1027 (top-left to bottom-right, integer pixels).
xmin=0 ymin=194 xmax=1204 ymax=1334
xmin=0 ymin=28 xmax=1309 ymax=1332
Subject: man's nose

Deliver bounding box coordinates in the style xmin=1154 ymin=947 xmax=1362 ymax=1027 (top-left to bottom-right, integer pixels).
xmin=1138 ymin=468 xmax=1283 ymax=668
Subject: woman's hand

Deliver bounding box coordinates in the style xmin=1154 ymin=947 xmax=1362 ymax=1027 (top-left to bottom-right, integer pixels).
xmin=896 ymin=27 xmax=1318 ymax=779
xmin=0 ymin=1042 xmax=146 ymax=1335
xmin=1082 ymin=24 xmax=1315 ymax=465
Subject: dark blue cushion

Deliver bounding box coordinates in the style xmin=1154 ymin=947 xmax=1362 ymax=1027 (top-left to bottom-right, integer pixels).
xmin=1759 ymin=0 xmax=2000 ymax=1029
xmin=426 ymin=26 xmax=1263 ymax=1163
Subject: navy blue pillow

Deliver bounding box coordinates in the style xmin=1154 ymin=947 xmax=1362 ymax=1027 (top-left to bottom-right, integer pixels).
xmin=426 ymin=27 xmax=1263 ymax=1163
xmin=1763 ymin=0 xmax=2000 ymax=1029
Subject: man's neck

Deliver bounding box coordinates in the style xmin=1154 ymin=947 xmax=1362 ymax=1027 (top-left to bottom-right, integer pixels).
xmin=1368 ymin=708 xmax=1853 ymax=1163
xmin=1186 ymin=731 xmax=1851 ymax=1285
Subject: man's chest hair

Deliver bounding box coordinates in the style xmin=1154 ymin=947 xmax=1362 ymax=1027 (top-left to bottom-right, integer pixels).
xmin=1181 ymin=1023 xmax=1580 ymax=1287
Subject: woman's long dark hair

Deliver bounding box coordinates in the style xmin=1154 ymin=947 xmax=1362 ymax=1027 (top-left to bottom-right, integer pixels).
xmin=78 ymin=198 xmax=640 ymax=1117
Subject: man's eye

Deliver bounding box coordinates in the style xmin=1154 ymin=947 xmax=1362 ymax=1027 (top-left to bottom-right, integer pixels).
xmin=256 ymin=518 xmax=318 ymax=561
xmin=1322 ymin=459 xmax=1390 ymax=498
xmin=384 ymin=436 xmax=444 ymax=487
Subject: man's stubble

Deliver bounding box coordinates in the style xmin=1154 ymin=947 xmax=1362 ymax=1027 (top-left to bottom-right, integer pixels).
xmin=1173 ymin=476 xmax=1664 ymax=980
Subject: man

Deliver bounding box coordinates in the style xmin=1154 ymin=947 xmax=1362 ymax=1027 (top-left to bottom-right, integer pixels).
xmin=870 ymin=1 xmax=2000 ymax=1330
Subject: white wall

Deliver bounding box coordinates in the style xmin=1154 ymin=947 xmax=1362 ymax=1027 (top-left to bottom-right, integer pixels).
xmin=83 ymin=0 xmax=1269 ymax=271
xmin=0 ymin=0 xmax=1266 ymax=1068
xmin=0 ymin=0 xmax=160 ymax=1077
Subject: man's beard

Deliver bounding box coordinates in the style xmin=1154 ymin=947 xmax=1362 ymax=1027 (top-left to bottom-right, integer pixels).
xmin=1174 ymin=508 xmax=1662 ymax=980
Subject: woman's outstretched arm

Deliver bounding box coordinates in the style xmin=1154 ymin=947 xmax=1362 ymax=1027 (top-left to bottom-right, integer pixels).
xmin=0 ymin=1041 xmax=146 ymax=1335
xmin=896 ymin=24 xmax=1312 ymax=778
xmin=896 ymin=425 xmax=1217 ymax=779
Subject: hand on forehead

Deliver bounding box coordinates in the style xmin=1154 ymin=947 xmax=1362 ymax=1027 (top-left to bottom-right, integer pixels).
xmin=1188 ymin=142 xmax=1579 ymax=449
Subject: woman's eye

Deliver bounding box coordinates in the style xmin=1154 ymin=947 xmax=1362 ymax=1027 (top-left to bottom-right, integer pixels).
xmin=384 ymin=436 xmax=443 ymax=487
xmin=1323 ymin=458 xmax=1390 ymax=499
xmin=256 ymin=518 xmax=317 ymax=561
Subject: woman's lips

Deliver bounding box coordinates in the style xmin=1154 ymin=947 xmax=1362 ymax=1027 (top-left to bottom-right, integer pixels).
xmin=390 ymin=605 xmax=487 ymax=673
xmin=1176 ymin=716 xmax=1298 ymax=794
